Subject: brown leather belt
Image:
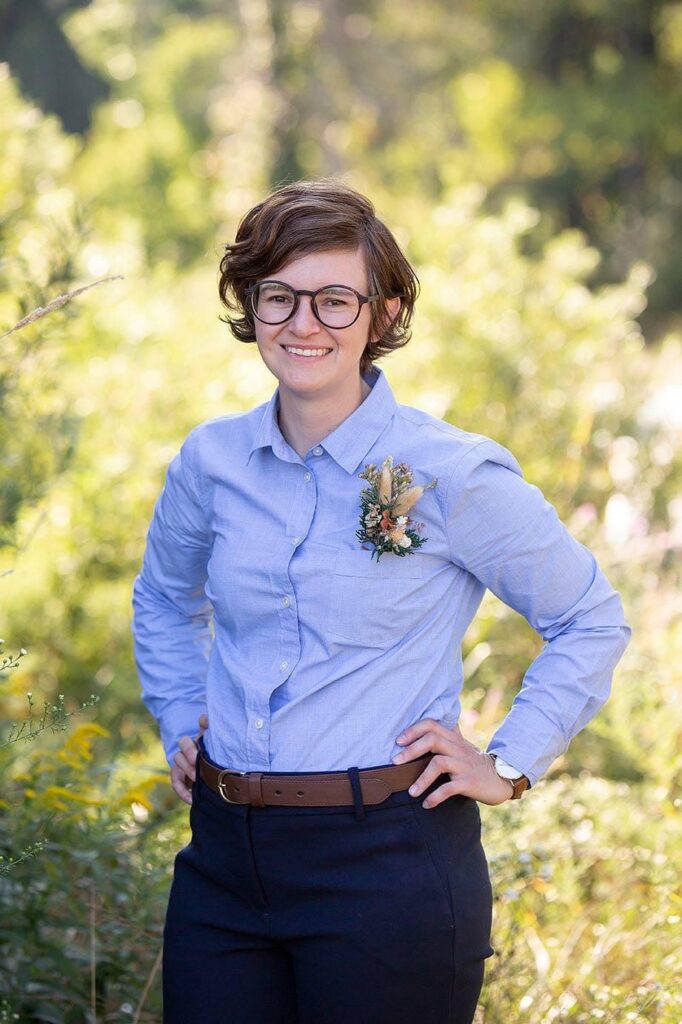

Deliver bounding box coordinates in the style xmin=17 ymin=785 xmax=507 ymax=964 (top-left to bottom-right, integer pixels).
xmin=198 ymin=751 xmax=432 ymax=808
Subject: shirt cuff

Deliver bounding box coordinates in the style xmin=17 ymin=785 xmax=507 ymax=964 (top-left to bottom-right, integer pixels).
xmin=158 ymin=702 xmax=208 ymax=767
xmin=486 ymin=736 xmax=543 ymax=788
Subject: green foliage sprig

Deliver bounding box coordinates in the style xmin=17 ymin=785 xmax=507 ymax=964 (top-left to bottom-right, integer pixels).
xmin=1 ymin=690 xmax=101 ymax=750
xmin=0 ymin=639 xmax=26 ymax=675
xmin=0 ymin=639 xmax=100 ymax=750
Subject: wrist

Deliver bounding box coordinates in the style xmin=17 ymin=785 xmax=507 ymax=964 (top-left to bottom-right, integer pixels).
xmin=489 ymin=753 xmax=530 ymax=801
xmin=487 ymin=754 xmax=514 ymax=800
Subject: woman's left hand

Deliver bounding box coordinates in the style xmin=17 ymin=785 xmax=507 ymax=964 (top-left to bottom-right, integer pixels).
xmin=392 ymin=718 xmax=513 ymax=808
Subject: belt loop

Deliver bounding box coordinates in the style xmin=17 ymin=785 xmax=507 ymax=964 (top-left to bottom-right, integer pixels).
xmin=347 ymin=766 xmax=365 ymax=822
xmin=248 ymin=772 xmax=265 ymax=808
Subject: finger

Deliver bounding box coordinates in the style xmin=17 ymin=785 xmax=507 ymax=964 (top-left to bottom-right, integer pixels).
xmin=174 ymin=746 xmax=196 ymax=781
xmin=406 ymin=754 xmax=457 ymax=798
xmin=178 ymin=735 xmax=199 ymax=773
xmin=420 ymin=778 xmax=465 ymax=810
xmin=170 ymin=766 xmax=193 ymax=806
xmin=396 ymin=718 xmax=452 ymax=745
xmin=393 ymin=731 xmax=455 ymax=764
xmin=173 ymin=751 xmax=192 ymax=778
xmin=198 ymin=713 xmax=208 ymax=731
xmin=173 ymin=766 xmax=192 ymax=793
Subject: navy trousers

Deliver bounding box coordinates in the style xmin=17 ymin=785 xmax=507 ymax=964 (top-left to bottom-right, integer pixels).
xmin=163 ymin=748 xmax=495 ymax=1024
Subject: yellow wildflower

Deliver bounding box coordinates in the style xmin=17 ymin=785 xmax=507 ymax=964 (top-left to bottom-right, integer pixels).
xmin=42 ymin=785 xmax=104 ymax=808
xmin=116 ymin=773 xmax=169 ymax=812
xmin=58 ymin=722 xmax=110 ymax=769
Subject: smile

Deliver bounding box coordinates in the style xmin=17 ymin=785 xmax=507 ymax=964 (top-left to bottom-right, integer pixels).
xmin=283 ymin=346 xmax=333 ymax=358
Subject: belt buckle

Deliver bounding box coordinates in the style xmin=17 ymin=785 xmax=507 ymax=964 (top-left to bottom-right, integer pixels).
xmin=216 ymin=768 xmax=248 ymax=803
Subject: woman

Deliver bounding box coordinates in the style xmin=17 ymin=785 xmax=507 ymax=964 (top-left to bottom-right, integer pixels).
xmin=132 ymin=179 xmax=631 ymax=1024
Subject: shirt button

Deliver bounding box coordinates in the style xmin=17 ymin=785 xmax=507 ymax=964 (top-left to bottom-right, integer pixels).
xmin=279 ymin=660 xmax=288 ymax=671
xmin=303 ymin=472 xmax=311 ymax=482
xmin=254 ymin=718 xmax=264 ymax=730
xmin=291 ymin=536 xmax=300 ymax=546
xmin=282 ymin=596 xmax=291 ymax=608
xmin=312 ymin=446 xmax=323 ymax=456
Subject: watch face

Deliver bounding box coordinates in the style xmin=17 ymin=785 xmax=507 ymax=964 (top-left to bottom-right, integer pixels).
xmin=492 ymin=757 xmax=524 ymax=780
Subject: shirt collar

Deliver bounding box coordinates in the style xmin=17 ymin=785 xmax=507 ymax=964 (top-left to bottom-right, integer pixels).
xmin=247 ymin=364 xmax=398 ymax=475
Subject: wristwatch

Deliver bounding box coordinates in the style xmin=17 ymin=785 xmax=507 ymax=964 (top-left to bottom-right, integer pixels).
xmin=489 ymin=754 xmax=530 ymax=800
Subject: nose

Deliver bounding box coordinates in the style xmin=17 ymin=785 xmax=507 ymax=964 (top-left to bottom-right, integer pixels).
xmin=289 ymin=296 xmax=321 ymax=337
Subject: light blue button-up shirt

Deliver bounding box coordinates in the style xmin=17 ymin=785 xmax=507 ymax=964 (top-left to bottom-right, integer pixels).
xmin=132 ymin=365 xmax=630 ymax=787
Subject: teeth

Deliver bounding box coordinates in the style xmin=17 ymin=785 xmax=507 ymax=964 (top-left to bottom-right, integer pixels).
xmin=285 ymin=347 xmax=331 ymax=357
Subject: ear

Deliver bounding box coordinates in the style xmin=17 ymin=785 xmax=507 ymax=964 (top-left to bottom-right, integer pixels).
xmin=370 ymin=295 xmax=402 ymax=344
xmin=385 ymin=295 xmax=402 ymax=324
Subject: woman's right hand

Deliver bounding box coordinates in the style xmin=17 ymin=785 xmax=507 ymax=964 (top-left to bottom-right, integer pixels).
xmin=171 ymin=713 xmax=209 ymax=805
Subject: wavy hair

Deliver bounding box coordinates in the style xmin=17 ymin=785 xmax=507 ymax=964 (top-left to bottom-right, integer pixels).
xmin=218 ymin=179 xmax=419 ymax=375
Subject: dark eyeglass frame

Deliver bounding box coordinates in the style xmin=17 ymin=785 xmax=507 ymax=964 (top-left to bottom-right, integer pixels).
xmin=244 ymin=280 xmax=380 ymax=329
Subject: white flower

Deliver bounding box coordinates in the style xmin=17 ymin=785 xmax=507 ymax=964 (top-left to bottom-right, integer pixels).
xmin=396 ymin=515 xmax=408 ymax=525
xmin=398 ymin=535 xmax=412 ymax=548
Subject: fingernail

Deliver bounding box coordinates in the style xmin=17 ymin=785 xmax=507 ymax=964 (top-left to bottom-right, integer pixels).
xmin=396 ymin=734 xmax=407 ymax=744
xmin=409 ymin=784 xmax=418 ymax=795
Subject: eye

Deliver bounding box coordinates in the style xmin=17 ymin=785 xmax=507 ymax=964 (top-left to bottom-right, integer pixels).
xmin=318 ymin=288 xmax=354 ymax=308
xmin=260 ymin=286 xmax=294 ymax=305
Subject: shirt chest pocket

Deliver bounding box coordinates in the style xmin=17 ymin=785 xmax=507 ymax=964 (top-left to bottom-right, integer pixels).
xmin=326 ymin=549 xmax=429 ymax=647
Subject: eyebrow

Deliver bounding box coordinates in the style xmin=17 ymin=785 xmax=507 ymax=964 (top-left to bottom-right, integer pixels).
xmin=258 ymin=281 xmax=369 ymax=292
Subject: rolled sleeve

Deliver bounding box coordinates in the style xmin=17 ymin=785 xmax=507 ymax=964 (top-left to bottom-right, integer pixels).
xmin=444 ymin=440 xmax=631 ymax=786
xmin=131 ymin=430 xmax=213 ymax=765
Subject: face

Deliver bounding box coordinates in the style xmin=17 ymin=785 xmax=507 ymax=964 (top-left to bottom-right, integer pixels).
xmin=251 ymin=247 xmax=394 ymax=402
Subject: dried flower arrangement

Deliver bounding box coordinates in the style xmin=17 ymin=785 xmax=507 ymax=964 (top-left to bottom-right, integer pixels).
xmin=356 ymin=455 xmax=437 ymax=561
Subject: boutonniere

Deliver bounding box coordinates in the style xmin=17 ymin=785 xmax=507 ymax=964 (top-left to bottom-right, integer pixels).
xmin=356 ymin=455 xmax=437 ymax=561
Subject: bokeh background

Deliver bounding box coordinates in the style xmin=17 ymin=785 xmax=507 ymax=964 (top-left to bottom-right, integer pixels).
xmin=1 ymin=1 xmax=680 ymax=1021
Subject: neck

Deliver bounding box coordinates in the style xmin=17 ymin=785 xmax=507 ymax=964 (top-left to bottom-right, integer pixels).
xmin=277 ymin=374 xmax=372 ymax=459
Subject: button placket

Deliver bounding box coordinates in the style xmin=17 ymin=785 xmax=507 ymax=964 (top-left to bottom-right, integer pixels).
xmin=274 ymin=459 xmax=313 ymax=708
xmin=245 ymin=700 xmax=270 ymax=768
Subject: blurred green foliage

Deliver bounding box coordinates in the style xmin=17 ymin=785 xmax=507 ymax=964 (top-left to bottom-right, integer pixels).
xmin=0 ymin=1 xmax=681 ymax=1020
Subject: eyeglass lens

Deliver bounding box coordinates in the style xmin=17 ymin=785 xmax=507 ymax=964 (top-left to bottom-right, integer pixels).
xmin=252 ymin=283 xmax=361 ymax=328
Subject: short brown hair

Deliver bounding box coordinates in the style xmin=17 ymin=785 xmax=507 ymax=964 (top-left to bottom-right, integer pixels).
xmin=218 ymin=179 xmax=419 ymax=375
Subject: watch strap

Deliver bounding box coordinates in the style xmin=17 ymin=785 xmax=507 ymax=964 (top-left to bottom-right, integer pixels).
xmin=508 ymin=774 xmax=530 ymax=800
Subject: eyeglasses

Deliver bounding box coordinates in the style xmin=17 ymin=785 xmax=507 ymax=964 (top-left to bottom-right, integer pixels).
xmin=244 ymin=281 xmax=379 ymax=329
